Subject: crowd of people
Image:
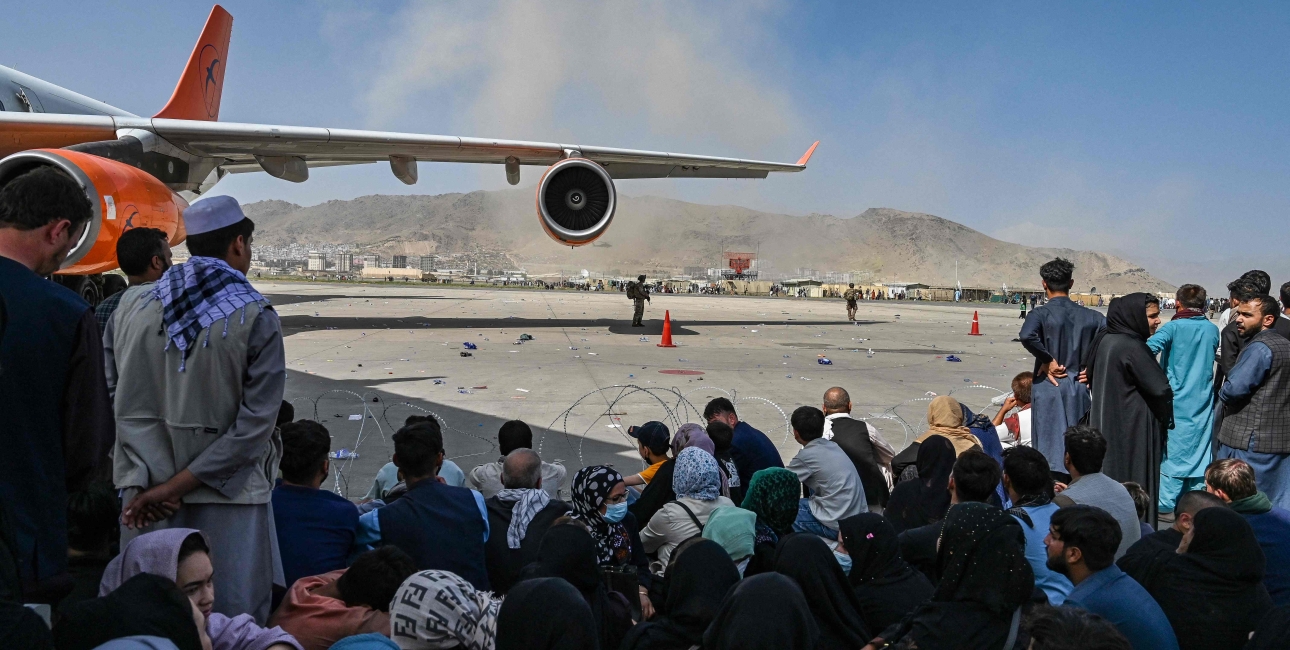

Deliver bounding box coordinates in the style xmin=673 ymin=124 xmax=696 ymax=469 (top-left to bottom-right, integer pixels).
xmin=2 ymin=166 xmax=1290 ymax=649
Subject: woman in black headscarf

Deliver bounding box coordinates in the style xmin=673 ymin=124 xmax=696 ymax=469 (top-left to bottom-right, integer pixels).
xmin=1134 ymin=507 xmax=1271 ymax=650
xmin=54 ymin=573 xmax=206 ymax=650
xmin=620 ymin=538 xmax=741 ymax=650
xmin=838 ymin=513 xmax=934 ymax=634
xmin=568 ymin=465 xmax=652 ymax=612
xmin=702 ymin=572 xmax=820 ymax=650
xmin=773 ymin=534 xmax=872 ymax=649
xmin=496 ymin=578 xmax=599 ymax=650
xmin=522 ymin=523 xmax=634 ymax=650
xmin=871 ymin=502 xmax=1034 ymax=650
xmin=1082 ymin=292 xmax=1174 ymax=527
xmin=883 ymin=435 xmax=956 ymax=533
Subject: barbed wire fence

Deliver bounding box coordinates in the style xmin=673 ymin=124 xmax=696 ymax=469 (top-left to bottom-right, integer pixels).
xmin=292 ymin=381 xmax=1010 ymax=499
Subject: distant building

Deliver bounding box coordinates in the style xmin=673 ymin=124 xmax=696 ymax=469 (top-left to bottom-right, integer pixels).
xmin=420 ymin=256 xmax=437 ymax=272
xmin=357 ymin=254 xmax=378 ymax=269
xmin=392 ymin=255 xmax=408 ymax=269
xmin=307 ymin=252 xmax=327 ymax=271
xmin=336 ymin=253 xmax=354 ymax=272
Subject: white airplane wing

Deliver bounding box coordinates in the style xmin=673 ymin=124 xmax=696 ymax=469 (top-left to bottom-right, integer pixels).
xmin=0 ymin=112 xmax=817 ymax=182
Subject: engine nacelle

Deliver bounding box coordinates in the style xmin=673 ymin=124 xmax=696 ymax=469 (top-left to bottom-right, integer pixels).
xmin=536 ymin=158 xmax=616 ymax=246
xmin=0 ymin=149 xmax=189 ymax=275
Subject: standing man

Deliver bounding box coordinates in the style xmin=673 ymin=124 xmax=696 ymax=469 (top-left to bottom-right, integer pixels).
xmin=1018 ymin=258 xmax=1106 ymax=481
xmin=94 ymin=227 xmax=172 ymax=333
xmin=1215 ymin=293 xmax=1290 ymax=510
xmin=843 ymin=283 xmax=860 ymax=321
xmin=1145 ymin=284 xmax=1219 ymax=517
xmin=0 ymin=167 xmax=114 ymax=602
xmin=628 ymin=274 xmax=650 ymax=327
xmin=105 ymin=196 xmax=286 ymax=623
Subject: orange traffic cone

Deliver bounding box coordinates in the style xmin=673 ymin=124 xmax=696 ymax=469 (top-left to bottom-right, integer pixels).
xmin=657 ymin=310 xmax=677 ymax=347
xmin=969 ymin=310 xmax=982 ymax=336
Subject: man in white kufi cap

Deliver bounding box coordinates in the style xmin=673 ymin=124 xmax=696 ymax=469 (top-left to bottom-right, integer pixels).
xmin=103 ymin=195 xmax=287 ymax=623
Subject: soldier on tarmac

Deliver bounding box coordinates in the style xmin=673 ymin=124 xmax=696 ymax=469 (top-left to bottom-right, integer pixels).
xmin=628 ymin=274 xmax=651 ymax=326
xmin=843 ymin=282 xmax=861 ymax=321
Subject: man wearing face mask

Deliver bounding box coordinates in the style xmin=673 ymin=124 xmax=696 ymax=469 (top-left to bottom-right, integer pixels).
xmin=94 ymin=227 xmax=172 ymax=333
xmin=0 ymin=166 xmax=115 ymax=603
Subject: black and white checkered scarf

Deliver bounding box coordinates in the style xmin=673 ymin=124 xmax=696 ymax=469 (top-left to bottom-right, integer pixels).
xmin=148 ymin=256 xmax=267 ymax=371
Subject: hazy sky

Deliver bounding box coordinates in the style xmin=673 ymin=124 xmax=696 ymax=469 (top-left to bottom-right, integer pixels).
xmin=5 ymin=1 xmax=1289 ymax=289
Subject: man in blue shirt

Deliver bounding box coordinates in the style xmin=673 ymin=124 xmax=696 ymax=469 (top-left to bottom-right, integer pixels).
xmin=1047 ymin=505 xmax=1179 ymax=650
xmin=355 ymin=419 xmax=491 ymax=589
xmin=704 ymin=397 xmax=784 ymax=487
xmin=271 ymin=420 xmax=360 ymax=589
xmin=1002 ymin=446 xmax=1072 ymax=604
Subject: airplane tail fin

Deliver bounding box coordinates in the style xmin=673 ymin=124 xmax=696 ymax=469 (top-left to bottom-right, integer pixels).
xmin=154 ymin=5 xmax=233 ymax=121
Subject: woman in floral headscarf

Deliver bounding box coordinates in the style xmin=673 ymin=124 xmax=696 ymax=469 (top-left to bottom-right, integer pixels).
xmin=640 ymin=447 xmax=735 ymax=569
xmin=568 ymin=465 xmax=653 ymax=613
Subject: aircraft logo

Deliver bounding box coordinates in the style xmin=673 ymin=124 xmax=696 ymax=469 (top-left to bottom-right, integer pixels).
xmin=199 ymin=44 xmax=222 ymax=118
xmin=122 ymin=204 xmax=139 ymax=230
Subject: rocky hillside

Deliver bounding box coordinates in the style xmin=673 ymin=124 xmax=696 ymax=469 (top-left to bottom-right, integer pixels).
xmin=241 ymin=191 xmax=1172 ymax=293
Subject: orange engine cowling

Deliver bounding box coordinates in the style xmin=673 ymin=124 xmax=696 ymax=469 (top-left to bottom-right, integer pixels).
xmin=0 ymin=149 xmax=188 ymax=275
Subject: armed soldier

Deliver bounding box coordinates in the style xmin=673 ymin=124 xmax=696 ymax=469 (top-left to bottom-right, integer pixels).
xmin=843 ymin=283 xmax=861 ymax=321
xmin=628 ymin=274 xmax=651 ymax=326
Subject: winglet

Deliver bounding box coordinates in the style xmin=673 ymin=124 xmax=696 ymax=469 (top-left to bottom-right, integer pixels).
xmin=154 ymin=5 xmax=233 ymax=121
xmin=789 ymin=141 xmax=820 ymax=166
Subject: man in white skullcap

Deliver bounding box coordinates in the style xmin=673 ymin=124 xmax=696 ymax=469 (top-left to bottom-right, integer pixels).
xmin=103 ymin=195 xmax=287 ymax=623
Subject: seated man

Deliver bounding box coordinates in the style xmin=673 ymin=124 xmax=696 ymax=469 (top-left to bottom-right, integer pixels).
xmin=704 ymin=398 xmax=784 ymax=488
xmin=1052 ymin=425 xmax=1141 ymax=559
xmin=993 ymin=372 xmax=1034 ymax=449
xmin=58 ymin=483 xmax=120 ymax=616
xmin=623 ymin=421 xmax=672 ymax=490
xmin=269 ymin=546 xmax=418 ymax=650
xmin=1003 ymin=445 xmax=1073 ymax=604
xmin=1122 ymin=489 xmax=1224 ymax=558
xmin=1205 ymin=458 xmax=1290 ymax=606
xmin=899 ymin=450 xmax=1000 ymax=581
xmin=355 ymin=420 xmax=491 ymax=590
xmin=466 ymin=420 xmax=566 ymax=499
xmin=364 ymin=416 xmax=470 ymax=506
xmin=821 ymin=386 xmax=891 ymax=511
xmin=483 ymin=448 xmax=571 ymax=594
xmin=272 ymin=420 xmax=360 ymax=589
xmin=787 ymin=406 xmax=867 ymax=539
xmin=1049 ymin=505 xmax=1179 ymax=650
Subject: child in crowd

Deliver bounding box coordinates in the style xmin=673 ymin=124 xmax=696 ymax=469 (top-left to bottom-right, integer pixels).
xmin=993 ymin=372 xmax=1034 ymax=448
xmin=623 ymin=422 xmax=672 ymax=489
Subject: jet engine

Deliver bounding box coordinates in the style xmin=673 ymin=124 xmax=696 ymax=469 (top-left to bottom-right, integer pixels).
xmin=536 ymin=158 xmax=616 ymax=246
xmin=0 ymin=149 xmax=188 ymax=275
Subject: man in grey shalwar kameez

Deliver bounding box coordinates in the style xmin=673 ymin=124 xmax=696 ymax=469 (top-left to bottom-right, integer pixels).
xmin=1018 ymin=259 xmax=1105 ymax=479
xmin=103 ymin=196 xmax=286 ymax=624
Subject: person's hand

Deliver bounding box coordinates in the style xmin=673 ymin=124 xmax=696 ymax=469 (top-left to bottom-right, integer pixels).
xmin=1077 ymin=369 xmax=1089 ymax=385
xmin=1001 ymin=395 xmax=1017 ymax=412
xmin=1053 ymin=482 xmax=1068 ymax=494
xmin=436 ymin=476 xmax=447 ymax=484
xmin=862 ymin=639 xmax=885 ymax=650
xmin=1043 ymin=360 xmax=1067 ymax=386
xmin=639 ymin=590 xmax=655 ymax=621
xmin=122 ymin=486 xmax=181 ymax=529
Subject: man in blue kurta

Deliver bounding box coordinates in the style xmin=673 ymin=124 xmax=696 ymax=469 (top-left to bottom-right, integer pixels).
xmin=1019 ymin=259 xmax=1105 ymax=479
xmin=1146 ymin=284 xmax=1219 ymax=516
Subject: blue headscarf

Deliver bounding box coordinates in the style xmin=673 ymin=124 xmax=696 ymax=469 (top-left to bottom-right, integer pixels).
xmin=673 ymin=447 xmax=721 ymax=501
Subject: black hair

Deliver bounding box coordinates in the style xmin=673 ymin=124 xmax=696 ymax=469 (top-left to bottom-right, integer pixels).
xmin=1280 ymin=282 xmax=1290 ymax=313
xmin=1175 ymin=489 xmax=1226 ymax=517
xmin=1240 ymin=270 xmax=1272 ymax=295
xmin=1049 ymin=506 xmax=1122 ymax=572
xmin=115 ymin=227 xmax=169 ymax=276
xmin=703 ymin=397 xmax=737 ymax=421
xmin=1144 ymin=294 xmax=1160 ymax=307
xmin=1229 ymin=280 xmax=1261 ymax=302
xmin=393 ymin=421 xmax=444 ymax=478
xmin=185 ymin=217 xmax=254 ymax=259
xmin=951 ymin=450 xmax=1001 ymax=502
xmin=1002 ymin=446 xmax=1051 ymax=497
xmin=1039 ymin=258 xmax=1075 ymax=293
xmin=1121 ymin=481 xmax=1150 ymax=522
xmin=1176 ymin=284 xmax=1207 ymax=309
xmin=1243 ymin=294 xmax=1281 ymax=320
xmin=66 ymin=483 xmax=119 ymax=553
xmin=498 ymin=420 xmax=533 ymax=455
xmin=790 ymin=406 xmax=825 ymax=442
xmin=1024 ymin=604 xmax=1131 ymax=650
xmin=336 ymin=546 xmax=418 ymax=612
xmin=275 ymin=400 xmax=294 ymax=427
xmin=178 ymin=532 xmax=210 ymax=564
xmin=279 ymin=420 xmax=331 ymax=485
xmin=1064 ymin=425 xmax=1107 ymax=475
xmin=706 ymin=420 xmax=734 ymax=452
xmin=0 ymin=166 xmax=92 ymax=231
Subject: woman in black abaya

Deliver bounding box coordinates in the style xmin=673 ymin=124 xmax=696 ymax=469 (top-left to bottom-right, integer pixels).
xmin=838 ymin=513 xmax=934 ymax=634
xmin=1083 ymin=292 xmax=1174 ymax=527
xmin=883 ymin=435 xmax=956 ymax=533
xmin=702 ymin=573 xmax=820 ymax=650
xmin=496 ymin=578 xmax=598 ymax=650
xmin=773 ymin=534 xmax=872 ymax=650
xmin=521 ymin=524 xmax=634 ymax=650
xmin=619 ymin=538 xmax=740 ymax=650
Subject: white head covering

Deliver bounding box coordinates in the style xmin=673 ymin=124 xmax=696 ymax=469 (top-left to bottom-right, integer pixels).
xmin=390 ymin=570 xmax=500 ymax=650
xmin=184 ymin=195 xmax=245 ymax=235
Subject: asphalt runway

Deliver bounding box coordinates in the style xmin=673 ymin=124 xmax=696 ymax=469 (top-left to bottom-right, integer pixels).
xmin=267 ymin=281 xmax=1056 ymax=499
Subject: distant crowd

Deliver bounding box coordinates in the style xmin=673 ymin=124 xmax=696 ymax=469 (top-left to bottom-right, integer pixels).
xmin=2 ymin=166 xmax=1290 ymax=649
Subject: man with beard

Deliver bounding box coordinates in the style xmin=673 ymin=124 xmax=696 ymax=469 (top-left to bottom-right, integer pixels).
xmin=1046 ymin=505 xmax=1179 ymax=650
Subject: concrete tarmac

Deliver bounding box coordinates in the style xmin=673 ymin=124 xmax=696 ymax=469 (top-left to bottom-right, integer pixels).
xmin=267 ymin=281 xmax=1054 ymax=499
